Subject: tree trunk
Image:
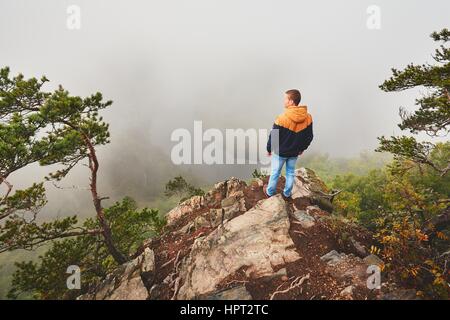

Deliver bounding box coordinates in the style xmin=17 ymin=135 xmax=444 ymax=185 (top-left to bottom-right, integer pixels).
xmin=98 ymin=209 xmax=127 ymax=264
xmin=85 ymin=136 xmax=128 ymax=265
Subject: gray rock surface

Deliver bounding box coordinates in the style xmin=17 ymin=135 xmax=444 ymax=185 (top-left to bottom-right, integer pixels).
xmin=176 ymin=195 xmax=300 ymax=299
xmin=320 ymin=250 xmax=346 ymax=265
xmin=292 ymin=210 xmax=316 ymax=228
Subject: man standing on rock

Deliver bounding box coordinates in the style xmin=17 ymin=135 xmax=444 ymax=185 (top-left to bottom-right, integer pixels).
xmin=265 ymin=89 xmax=314 ymax=199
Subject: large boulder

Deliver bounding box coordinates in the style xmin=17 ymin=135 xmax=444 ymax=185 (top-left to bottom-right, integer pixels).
xmin=176 ymin=195 xmax=300 ymax=299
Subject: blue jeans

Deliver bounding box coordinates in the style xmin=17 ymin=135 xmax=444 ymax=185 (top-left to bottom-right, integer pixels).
xmin=267 ymin=154 xmax=298 ymax=197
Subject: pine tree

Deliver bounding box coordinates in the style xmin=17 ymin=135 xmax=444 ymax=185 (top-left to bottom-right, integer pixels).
xmin=377 ymin=28 xmax=450 ymax=239
xmin=0 ymin=67 xmax=127 ymax=264
xmin=377 ymin=29 xmax=450 ymax=176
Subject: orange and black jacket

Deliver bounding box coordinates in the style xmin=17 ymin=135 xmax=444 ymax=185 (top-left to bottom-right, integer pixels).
xmin=267 ymin=105 xmax=314 ymax=157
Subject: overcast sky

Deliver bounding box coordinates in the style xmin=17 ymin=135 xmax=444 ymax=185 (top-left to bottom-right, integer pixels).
xmin=0 ymin=0 xmax=449 ymax=212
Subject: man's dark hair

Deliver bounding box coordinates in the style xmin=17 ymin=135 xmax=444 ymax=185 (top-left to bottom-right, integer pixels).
xmin=285 ymin=89 xmax=301 ymax=105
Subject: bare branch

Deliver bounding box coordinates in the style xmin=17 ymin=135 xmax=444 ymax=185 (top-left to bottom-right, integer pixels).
xmin=270 ymin=273 xmax=310 ymax=300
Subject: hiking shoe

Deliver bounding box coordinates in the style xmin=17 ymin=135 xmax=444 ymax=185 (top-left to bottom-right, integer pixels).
xmin=282 ymin=193 xmax=292 ymax=201
xmin=263 ymin=185 xmax=271 ymax=198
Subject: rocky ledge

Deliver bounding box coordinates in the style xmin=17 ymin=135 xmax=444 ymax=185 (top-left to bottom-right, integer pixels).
xmin=78 ymin=168 xmax=415 ymax=300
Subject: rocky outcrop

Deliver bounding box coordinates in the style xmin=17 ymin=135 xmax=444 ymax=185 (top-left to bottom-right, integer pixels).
xmin=77 ymin=168 xmax=414 ymax=301
xmin=166 ymin=177 xmax=247 ymax=233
